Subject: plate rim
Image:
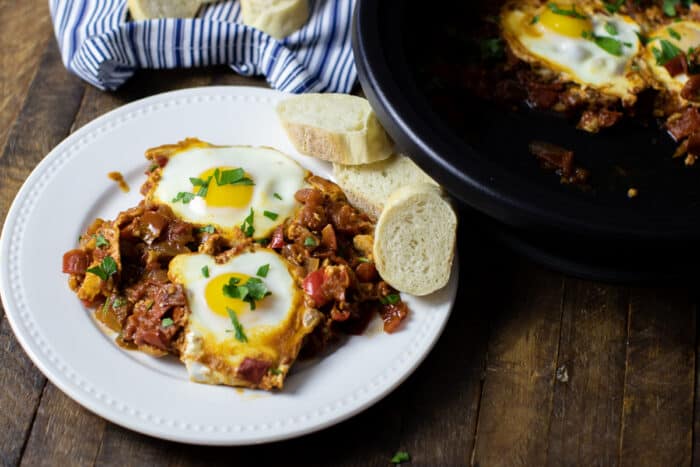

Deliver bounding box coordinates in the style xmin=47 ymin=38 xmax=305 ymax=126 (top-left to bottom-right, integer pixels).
xmin=0 ymin=85 xmax=458 ymax=445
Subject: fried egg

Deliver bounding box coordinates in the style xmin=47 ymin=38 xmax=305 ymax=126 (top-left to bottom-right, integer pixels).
xmin=643 ymin=21 xmax=700 ymax=101
xmin=147 ymin=139 xmax=306 ymax=239
xmin=169 ymin=249 xmax=320 ymax=389
xmin=501 ymin=2 xmax=643 ymax=102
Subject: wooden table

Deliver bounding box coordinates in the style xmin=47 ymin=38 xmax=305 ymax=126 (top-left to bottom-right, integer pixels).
xmin=1 ymin=2 xmax=698 ymax=466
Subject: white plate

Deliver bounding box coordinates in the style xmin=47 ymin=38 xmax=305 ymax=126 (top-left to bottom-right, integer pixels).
xmin=0 ymin=86 xmax=457 ymax=445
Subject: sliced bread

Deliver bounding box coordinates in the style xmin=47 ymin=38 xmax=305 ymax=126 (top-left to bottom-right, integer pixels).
xmin=276 ymin=93 xmax=394 ymax=165
xmin=127 ymin=0 xmax=209 ymax=19
xmin=374 ymin=183 xmax=457 ymax=296
xmin=333 ymin=155 xmax=438 ymax=219
xmin=240 ymin=0 xmax=309 ymax=39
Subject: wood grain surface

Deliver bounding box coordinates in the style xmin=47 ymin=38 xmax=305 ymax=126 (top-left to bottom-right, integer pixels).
xmin=1 ymin=6 xmax=699 ymax=467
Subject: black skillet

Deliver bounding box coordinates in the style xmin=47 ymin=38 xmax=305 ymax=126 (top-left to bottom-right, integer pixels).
xmin=352 ymin=0 xmax=700 ymax=283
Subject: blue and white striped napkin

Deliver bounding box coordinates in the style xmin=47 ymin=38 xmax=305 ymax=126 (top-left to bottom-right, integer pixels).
xmin=48 ymin=0 xmax=357 ymax=93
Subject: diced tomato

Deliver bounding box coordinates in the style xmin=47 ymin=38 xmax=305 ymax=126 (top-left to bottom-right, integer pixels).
xmin=302 ymin=268 xmax=327 ymax=307
xmin=270 ymin=225 xmax=285 ymax=249
xmin=62 ymin=249 xmax=89 ymax=274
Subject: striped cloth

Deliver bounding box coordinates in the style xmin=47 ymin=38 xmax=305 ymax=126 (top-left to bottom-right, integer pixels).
xmin=48 ymin=0 xmax=357 ymax=93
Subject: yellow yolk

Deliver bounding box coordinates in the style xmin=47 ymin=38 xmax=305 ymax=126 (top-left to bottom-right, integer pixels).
xmin=205 ymin=272 xmax=254 ymax=317
xmin=539 ymin=4 xmax=592 ymax=38
xmin=195 ymin=167 xmax=254 ymax=208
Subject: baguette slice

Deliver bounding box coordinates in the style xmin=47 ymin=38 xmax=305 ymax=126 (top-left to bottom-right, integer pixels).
xmin=374 ymin=184 xmax=457 ymax=296
xmin=128 ymin=0 xmax=209 ymax=19
xmin=277 ymin=94 xmax=394 ymax=165
xmin=240 ymin=0 xmax=309 ymax=39
xmin=333 ymin=155 xmax=438 ymax=220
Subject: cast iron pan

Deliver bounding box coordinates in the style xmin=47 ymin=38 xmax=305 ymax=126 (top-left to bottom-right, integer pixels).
xmin=352 ymin=0 xmax=700 ymax=282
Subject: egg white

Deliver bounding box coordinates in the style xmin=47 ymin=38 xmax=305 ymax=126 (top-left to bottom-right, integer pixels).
xmin=152 ymin=145 xmax=306 ymax=239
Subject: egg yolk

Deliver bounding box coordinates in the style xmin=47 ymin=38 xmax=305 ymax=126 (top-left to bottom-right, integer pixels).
xmin=195 ymin=167 xmax=254 ymax=208
xmin=205 ymin=272 xmax=254 ymax=318
xmin=538 ymin=4 xmax=592 ymax=38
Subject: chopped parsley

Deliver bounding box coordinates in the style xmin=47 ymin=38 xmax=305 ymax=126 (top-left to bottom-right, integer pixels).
xmin=86 ymin=256 xmax=117 ymax=281
xmin=668 ymin=27 xmax=682 ymax=41
xmin=240 ymin=208 xmax=255 ymax=237
xmin=304 ymin=236 xmax=318 ymax=247
xmin=603 ymin=0 xmax=624 ymax=13
xmin=222 ymin=276 xmax=271 ymax=311
xmin=479 ymin=38 xmax=505 ymax=60
xmin=547 ymin=3 xmax=587 ymax=20
xmin=380 ymin=294 xmax=401 ymax=305
xmin=148 ymin=163 xmax=159 ymax=172
xmin=269 ymin=367 xmax=282 ymax=375
xmin=663 ymin=0 xmax=679 ymax=16
xmin=531 ymin=15 xmax=539 ymax=25
xmin=161 ymin=317 xmax=174 ymax=328
xmin=357 ymin=257 xmax=371 ymax=263
xmin=273 ymin=192 xmax=283 ymax=200
xmin=172 ymin=192 xmax=196 ymax=204
xmin=256 ymin=264 xmax=270 ymax=278
xmin=263 ymin=210 xmax=279 ymax=220
xmin=226 ymin=308 xmax=248 ymax=342
xmin=255 ymin=237 xmax=270 ymax=246
xmin=198 ymin=224 xmax=216 ymax=234
xmin=201 ymin=265 xmax=210 ymax=278
xmin=604 ymin=22 xmax=618 ymax=36
xmin=652 ymin=38 xmax=682 ymax=65
xmin=391 ymin=451 xmax=410 ymax=464
xmin=94 ymin=233 xmax=109 ymax=248
xmin=213 ymin=168 xmax=254 ymax=186
xmin=592 ymin=35 xmax=626 ymax=56
xmin=112 ymin=297 xmax=125 ymax=308
xmin=189 ymin=176 xmax=212 ymax=197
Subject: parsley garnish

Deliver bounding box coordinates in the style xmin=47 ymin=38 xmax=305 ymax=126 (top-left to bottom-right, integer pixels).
xmin=270 ymin=367 xmax=282 ymax=375
xmin=380 ymin=294 xmax=401 ymax=305
xmin=663 ymin=0 xmax=679 ymax=16
xmin=603 ymin=0 xmax=624 ymax=13
xmin=94 ymin=234 xmax=109 ymax=248
xmin=240 ymin=208 xmax=255 ymax=237
xmin=391 ymin=451 xmax=410 ymax=464
xmin=256 ymin=264 xmax=270 ymax=278
xmin=172 ymin=192 xmax=196 ymax=204
xmin=189 ymin=176 xmax=212 ymax=197
xmin=357 ymin=257 xmax=371 ymax=263
xmin=604 ymin=22 xmax=618 ymax=36
xmin=112 ymin=297 xmax=125 ymax=308
xmin=480 ymin=38 xmax=505 ymax=60
xmin=213 ymin=168 xmax=254 ymax=186
xmin=222 ymin=276 xmax=271 ymax=311
xmin=202 ymin=265 xmax=210 ymax=278
xmin=198 ymin=224 xmax=215 ymax=234
xmin=161 ymin=317 xmax=174 ymax=328
xmin=304 ymin=236 xmax=318 ymax=247
xmin=273 ymin=192 xmax=283 ymax=200
xmin=226 ymin=308 xmax=248 ymax=342
xmin=531 ymin=15 xmax=539 ymax=25
xmin=86 ymin=256 xmax=117 ymax=281
xmin=263 ymin=210 xmax=278 ymax=220
xmin=592 ymin=35 xmax=626 ymax=56
xmin=668 ymin=27 xmax=682 ymax=41
xmin=547 ymin=3 xmax=587 ymax=19
xmin=652 ymin=38 xmax=682 ymax=65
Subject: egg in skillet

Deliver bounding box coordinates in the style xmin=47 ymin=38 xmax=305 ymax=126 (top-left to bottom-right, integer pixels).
xmin=501 ymin=1 xmax=645 ymax=104
xmin=643 ymin=21 xmax=700 ymax=103
xmin=144 ymin=139 xmax=306 ymax=240
xmin=169 ymin=248 xmax=321 ymax=389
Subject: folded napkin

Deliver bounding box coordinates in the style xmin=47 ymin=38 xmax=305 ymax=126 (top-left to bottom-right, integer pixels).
xmin=48 ymin=0 xmax=357 ymax=93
